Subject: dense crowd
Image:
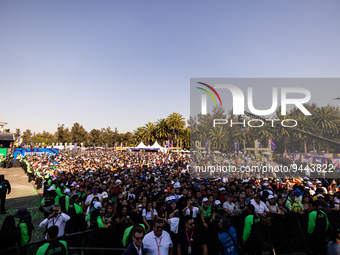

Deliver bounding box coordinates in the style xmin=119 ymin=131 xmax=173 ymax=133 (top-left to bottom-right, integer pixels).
xmin=1 ymin=149 xmax=340 ymax=255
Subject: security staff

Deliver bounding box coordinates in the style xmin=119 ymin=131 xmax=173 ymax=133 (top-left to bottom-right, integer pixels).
xmin=0 ymin=174 xmax=11 ymax=214
xmin=36 ymin=226 xmax=68 ymax=255
xmin=243 ymin=204 xmax=262 ymax=255
xmin=308 ymin=201 xmax=329 ymax=255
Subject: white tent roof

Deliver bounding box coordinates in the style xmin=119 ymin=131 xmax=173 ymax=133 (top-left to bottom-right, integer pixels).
xmin=135 ymin=141 xmax=148 ymax=149
xmin=150 ymin=141 xmax=164 ymax=149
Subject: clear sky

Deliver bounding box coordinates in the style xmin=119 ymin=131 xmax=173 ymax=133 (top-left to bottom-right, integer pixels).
xmin=1 ymin=0 xmax=339 ymax=134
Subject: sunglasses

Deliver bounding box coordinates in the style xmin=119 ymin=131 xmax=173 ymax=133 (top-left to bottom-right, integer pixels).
xmin=156 ymin=226 xmax=163 ymax=230
xmin=134 ymin=237 xmax=143 ymax=241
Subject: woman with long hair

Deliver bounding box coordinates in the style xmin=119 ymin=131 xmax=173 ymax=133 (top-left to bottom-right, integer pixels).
xmin=0 ymin=215 xmax=21 ymax=255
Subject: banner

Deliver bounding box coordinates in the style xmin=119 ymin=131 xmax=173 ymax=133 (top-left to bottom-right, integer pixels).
xmin=13 ymin=148 xmax=59 ymax=158
xmin=0 ymin=148 xmax=7 ymax=157
xmin=166 ymin=140 xmax=172 ymax=148
xmin=205 ymin=140 xmax=210 ymax=154
xmin=233 ymin=140 xmax=239 ymax=154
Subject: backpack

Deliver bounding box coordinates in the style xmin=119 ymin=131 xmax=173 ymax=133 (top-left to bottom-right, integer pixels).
xmin=292 ymin=201 xmax=302 ymax=212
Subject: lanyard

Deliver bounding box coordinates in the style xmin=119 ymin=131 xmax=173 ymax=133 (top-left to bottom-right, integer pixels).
xmin=52 ymin=214 xmax=61 ymax=226
xmin=186 ymin=229 xmax=194 ymax=246
xmin=155 ymin=237 xmax=162 ymax=251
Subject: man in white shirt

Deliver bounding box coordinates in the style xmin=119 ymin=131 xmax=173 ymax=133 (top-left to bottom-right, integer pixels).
xmin=143 ymin=219 xmax=173 ymax=255
xmin=39 ymin=204 xmax=70 ymax=239
xmin=250 ymin=194 xmax=269 ymax=217
xmin=84 ymin=186 xmax=102 ymax=207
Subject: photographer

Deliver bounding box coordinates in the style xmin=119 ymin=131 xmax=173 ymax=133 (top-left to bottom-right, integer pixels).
xmin=39 ymin=204 xmax=70 ymax=239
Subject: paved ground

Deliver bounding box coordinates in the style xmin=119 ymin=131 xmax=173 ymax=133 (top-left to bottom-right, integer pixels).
xmin=0 ymin=167 xmax=45 ymax=242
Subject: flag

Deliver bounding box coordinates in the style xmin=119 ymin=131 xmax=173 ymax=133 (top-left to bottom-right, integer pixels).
xmin=195 ymin=141 xmax=200 ymax=149
xmin=205 ymin=140 xmax=210 ymax=154
xmin=74 ymin=143 xmax=77 ymax=150
xmin=256 ymin=140 xmax=261 ymax=148
xmin=270 ymin=139 xmax=275 ymax=150
xmin=93 ymin=143 xmax=95 ymax=150
xmin=105 ymin=143 xmax=108 ymax=150
xmin=233 ymin=140 xmax=239 ymax=154
xmin=166 ymin=140 xmax=172 ymax=148
xmin=114 ymin=143 xmax=117 ymax=149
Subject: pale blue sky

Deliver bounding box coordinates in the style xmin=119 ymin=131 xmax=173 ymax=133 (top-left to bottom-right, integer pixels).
xmin=1 ymin=0 xmax=340 ymax=134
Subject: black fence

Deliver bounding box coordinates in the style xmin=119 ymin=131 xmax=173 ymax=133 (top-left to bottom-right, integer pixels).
xmin=2 ymin=211 xmax=339 ymax=255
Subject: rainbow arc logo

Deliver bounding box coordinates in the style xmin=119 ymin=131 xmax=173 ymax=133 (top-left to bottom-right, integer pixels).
xmin=196 ymin=82 xmax=222 ymax=106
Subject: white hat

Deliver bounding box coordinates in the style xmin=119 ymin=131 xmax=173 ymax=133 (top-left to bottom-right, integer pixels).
xmin=219 ymin=187 xmax=226 ymax=191
xmin=268 ymin=195 xmax=275 ymax=200
xmin=215 ymin=200 xmax=221 ymax=205
xmin=102 ymin=192 xmax=108 ymax=199
xmin=116 ymin=179 xmax=122 ymax=183
xmin=317 ymin=194 xmax=324 ymax=198
xmin=47 ymin=186 xmax=55 ymax=191
xmin=64 ymin=188 xmax=70 ymax=194
xmin=94 ymin=202 xmax=102 ymax=209
xmin=263 ymin=183 xmax=269 ymax=186
xmin=202 ymin=197 xmax=209 ymax=202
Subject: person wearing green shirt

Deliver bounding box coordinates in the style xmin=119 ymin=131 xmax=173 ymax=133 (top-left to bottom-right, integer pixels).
xmin=86 ymin=202 xmax=104 ymax=229
xmin=308 ymin=201 xmax=329 ymax=255
xmin=14 ymin=207 xmax=34 ymax=246
xmin=243 ymin=204 xmax=262 ymax=255
xmin=36 ymin=226 xmax=68 ymax=255
xmin=200 ymin=197 xmax=212 ymax=229
xmin=122 ymin=212 xmax=146 ymax=247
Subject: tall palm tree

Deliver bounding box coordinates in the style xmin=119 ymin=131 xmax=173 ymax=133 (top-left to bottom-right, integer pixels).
xmin=167 ymin=113 xmax=186 ymax=147
xmin=144 ymin=122 xmax=156 ymax=146
xmin=134 ymin=127 xmax=146 ymax=145
xmin=155 ymin=118 xmax=170 ymax=147
xmin=312 ymin=106 xmax=340 ymax=152
xmin=208 ymin=126 xmax=229 ymax=152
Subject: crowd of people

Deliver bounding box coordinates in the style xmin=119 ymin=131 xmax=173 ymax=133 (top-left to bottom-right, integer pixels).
xmin=1 ymin=149 xmax=340 ymax=254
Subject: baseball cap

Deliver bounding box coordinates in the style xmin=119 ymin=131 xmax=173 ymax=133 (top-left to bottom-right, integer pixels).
xmin=47 ymin=186 xmax=55 ymax=191
xmin=268 ymin=195 xmax=274 ymax=199
xmin=317 ymin=194 xmax=324 ymax=198
xmin=94 ymin=202 xmax=102 ymax=209
xmin=215 ymin=200 xmax=221 ymax=205
xmin=202 ymin=197 xmax=209 ymax=202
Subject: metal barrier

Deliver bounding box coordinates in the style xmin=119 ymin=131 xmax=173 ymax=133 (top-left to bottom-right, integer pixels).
xmin=2 ymin=212 xmax=338 ymax=255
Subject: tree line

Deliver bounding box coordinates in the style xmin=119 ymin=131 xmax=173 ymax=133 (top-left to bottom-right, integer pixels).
xmin=190 ymin=103 xmax=340 ymax=154
xmin=16 ymin=112 xmax=190 ymax=148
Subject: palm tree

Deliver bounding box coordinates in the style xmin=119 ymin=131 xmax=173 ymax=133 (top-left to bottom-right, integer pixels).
xmin=312 ymin=106 xmax=340 ymax=152
xmin=155 ymin=118 xmax=170 ymax=147
xmin=167 ymin=113 xmax=186 ymax=147
xmin=143 ymin=122 xmax=156 ymax=146
xmin=208 ymin=126 xmax=229 ymax=152
xmin=134 ymin=127 xmax=146 ymax=145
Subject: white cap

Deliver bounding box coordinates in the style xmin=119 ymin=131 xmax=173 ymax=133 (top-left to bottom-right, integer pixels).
xmin=263 ymin=183 xmax=269 ymax=186
xmin=116 ymin=179 xmax=122 ymax=183
xmin=268 ymin=195 xmax=274 ymax=200
xmin=47 ymin=186 xmax=55 ymax=191
xmin=94 ymin=202 xmax=102 ymax=209
xmin=219 ymin=187 xmax=226 ymax=191
xmin=317 ymin=194 xmax=324 ymax=198
xmin=202 ymin=197 xmax=209 ymax=202
xmin=215 ymin=200 xmax=221 ymax=205
xmin=102 ymin=192 xmax=108 ymax=199
xmin=64 ymin=188 xmax=70 ymax=194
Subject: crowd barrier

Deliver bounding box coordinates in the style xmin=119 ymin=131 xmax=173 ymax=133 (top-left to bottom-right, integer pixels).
xmin=2 ymin=211 xmax=339 ymax=255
